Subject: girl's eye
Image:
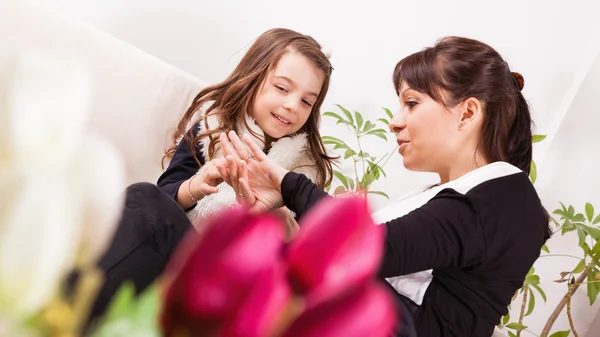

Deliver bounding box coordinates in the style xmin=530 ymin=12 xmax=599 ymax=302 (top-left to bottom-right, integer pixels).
xmin=275 ymin=85 xmax=288 ymax=93
xmin=302 ymin=99 xmax=313 ymax=107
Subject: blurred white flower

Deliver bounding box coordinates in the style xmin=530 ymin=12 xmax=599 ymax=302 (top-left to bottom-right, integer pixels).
xmin=0 ymin=51 xmax=125 ymax=321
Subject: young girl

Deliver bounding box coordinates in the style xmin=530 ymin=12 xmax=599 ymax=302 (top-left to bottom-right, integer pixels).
xmin=157 ymin=27 xmax=335 ymax=236
xmin=87 ymin=28 xmax=335 ymax=325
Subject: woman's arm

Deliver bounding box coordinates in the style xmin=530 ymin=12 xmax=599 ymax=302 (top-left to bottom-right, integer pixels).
xmin=279 ymin=172 xmax=486 ymax=278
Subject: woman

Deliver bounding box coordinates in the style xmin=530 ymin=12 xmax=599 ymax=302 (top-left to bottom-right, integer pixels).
xmin=215 ymin=36 xmax=551 ymax=337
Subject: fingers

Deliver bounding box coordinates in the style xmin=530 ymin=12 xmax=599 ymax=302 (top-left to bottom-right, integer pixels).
xmin=219 ymin=132 xmax=239 ymax=160
xmin=228 ymin=130 xmax=251 ymax=160
xmin=241 ymin=134 xmax=268 ymax=161
xmin=198 ymin=183 xmax=219 ymax=196
xmin=213 ymin=159 xmax=232 ymax=186
xmin=226 ymin=155 xmax=240 ymax=191
xmin=238 ymin=161 xmax=256 ymax=205
xmin=203 ymin=165 xmax=224 ymax=187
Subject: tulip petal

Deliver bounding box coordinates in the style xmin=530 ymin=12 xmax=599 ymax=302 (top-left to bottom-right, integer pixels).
xmin=286 ymin=197 xmax=379 ymax=296
xmin=308 ymin=224 xmax=384 ymax=305
xmin=282 ymin=283 xmax=397 ymax=337
xmin=222 ymin=263 xmax=291 ymax=337
xmin=161 ymin=208 xmax=285 ymax=334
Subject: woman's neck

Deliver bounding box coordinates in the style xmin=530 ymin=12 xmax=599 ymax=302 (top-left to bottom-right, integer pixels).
xmin=438 ymin=154 xmax=488 ymax=185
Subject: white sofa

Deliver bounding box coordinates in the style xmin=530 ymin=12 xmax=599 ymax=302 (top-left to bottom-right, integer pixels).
xmin=0 ymin=0 xmax=207 ymax=186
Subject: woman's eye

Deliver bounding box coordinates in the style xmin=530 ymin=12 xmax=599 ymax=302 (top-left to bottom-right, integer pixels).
xmin=406 ymin=101 xmax=417 ymax=108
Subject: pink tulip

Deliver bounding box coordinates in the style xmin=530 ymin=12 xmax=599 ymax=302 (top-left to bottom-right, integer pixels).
xmin=285 ymin=196 xmax=384 ymax=301
xmin=221 ymin=262 xmax=292 ymax=337
xmin=161 ymin=206 xmax=285 ymax=336
xmin=281 ymin=283 xmax=397 ymax=337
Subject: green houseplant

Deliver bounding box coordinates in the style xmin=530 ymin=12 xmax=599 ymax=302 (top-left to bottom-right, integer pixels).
xmin=321 ymin=104 xmax=398 ymax=199
xmin=497 ymin=135 xmax=600 ymax=337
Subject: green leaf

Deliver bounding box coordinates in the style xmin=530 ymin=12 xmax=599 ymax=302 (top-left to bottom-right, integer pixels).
xmin=526 ymin=274 xmax=540 ymax=285
xmin=333 ymin=170 xmax=349 ymax=189
xmin=582 ymin=243 xmax=592 ymax=255
xmin=383 ymin=107 xmax=394 ymax=119
xmin=354 ymin=111 xmax=364 ymax=130
xmin=368 ymin=190 xmax=390 ymax=199
xmin=371 ymin=132 xmax=388 ymax=142
xmin=593 ymin=214 xmax=600 ymax=225
xmin=344 ymin=149 xmax=356 ymax=159
xmin=361 ymin=170 xmax=377 ymax=188
xmin=542 ymin=244 xmax=550 ymax=253
xmin=562 ymin=222 xmax=576 ymax=235
xmin=377 ymin=118 xmax=390 ymax=126
xmin=572 ymin=259 xmax=586 ymax=274
xmin=506 ymin=322 xmax=527 ymax=331
xmin=362 ymin=121 xmax=376 ymax=133
xmin=588 ymin=268 xmax=600 ymax=305
xmin=91 ymin=283 xmax=160 ymax=337
xmin=530 ymin=283 xmax=547 ymax=303
xmin=502 ymin=312 xmax=510 ymax=325
xmin=508 ymin=331 xmax=517 ymax=337
xmin=586 ymin=203 xmax=595 ymax=222
xmin=322 ymin=135 xmax=346 ymax=144
xmin=333 ymin=143 xmax=350 ymax=151
xmin=365 ymin=128 xmax=388 ymax=135
xmin=105 ymin=282 xmax=136 ymax=321
xmin=323 ymin=111 xmax=343 ymax=121
xmin=576 ymin=226 xmax=588 ymax=246
xmin=592 ymin=241 xmax=600 ymax=258
xmin=567 ymin=206 xmax=575 ymax=219
xmin=573 ymin=213 xmax=586 ymax=222
xmin=336 ymin=104 xmax=354 ymax=124
xmin=336 ymin=119 xmax=356 ymax=130
xmin=532 ymin=134 xmax=547 ymax=143
xmin=325 ymin=184 xmax=332 ymax=192
xmin=549 ymin=331 xmax=570 ymax=337
xmin=333 ymin=185 xmax=347 ymax=196
xmin=581 ymin=225 xmax=600 ymax=240
xmin=525 ymin=291 xmax=535 ymax=316
xmin=348 ymin=178 xmax=355 ymax=191
xmin=530 ymin=160 xmax=537 ymax=183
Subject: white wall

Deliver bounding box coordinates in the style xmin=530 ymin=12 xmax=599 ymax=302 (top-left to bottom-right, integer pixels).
xmin=40 ymin=0 xmax=600 ymax=335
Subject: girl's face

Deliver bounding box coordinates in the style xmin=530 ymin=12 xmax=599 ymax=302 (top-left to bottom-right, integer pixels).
xmin=252 ymin=52 xmax=324 ymax=139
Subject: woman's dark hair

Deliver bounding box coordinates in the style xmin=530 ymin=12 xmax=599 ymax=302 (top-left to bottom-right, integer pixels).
xmin=393 ymin=36 xmax=552 ymax=240
xmin=393 ymin=36 xmax=532 ymax=175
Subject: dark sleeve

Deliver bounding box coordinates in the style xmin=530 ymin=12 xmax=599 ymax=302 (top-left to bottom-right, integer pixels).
xmin=281 ymin=172 xmax=331 ymax=220
xmin=378 ymin=189 xmax=485 ymax=278
xmin=156 ymin=124 xmax=204 ymax=206
xmin=280 ymin=173 xmax=486 ymax=278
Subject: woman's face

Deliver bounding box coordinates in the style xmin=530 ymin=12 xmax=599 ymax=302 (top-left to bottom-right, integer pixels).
xmin=389 ymin=82 xmax=466 ymax=174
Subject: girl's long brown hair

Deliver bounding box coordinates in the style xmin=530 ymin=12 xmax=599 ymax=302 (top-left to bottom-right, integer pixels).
xmin=163 ymin=28 xmax=335 ymax=188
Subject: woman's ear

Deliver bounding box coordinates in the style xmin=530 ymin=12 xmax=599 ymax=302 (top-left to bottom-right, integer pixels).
xmin=457 ymin=97 xmax=483 ymax=129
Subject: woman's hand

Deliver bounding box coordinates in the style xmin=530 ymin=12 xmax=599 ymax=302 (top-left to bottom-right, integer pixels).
xmin=216 ymin=131 xmax=289 ymax=213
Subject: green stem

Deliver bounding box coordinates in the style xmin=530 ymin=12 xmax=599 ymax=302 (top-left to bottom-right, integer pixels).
xmin=356 ymin=134 xmax=366 ymax=179
xmin=524 ymin=329 xmax=541 ymax=337
xmin=538 ymin=254 xmax=583 ymax=260
xmin=363 ymin=146 xmax=398 ymax=177
xmin=352 ymin=159 xmax=359 ymax=190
